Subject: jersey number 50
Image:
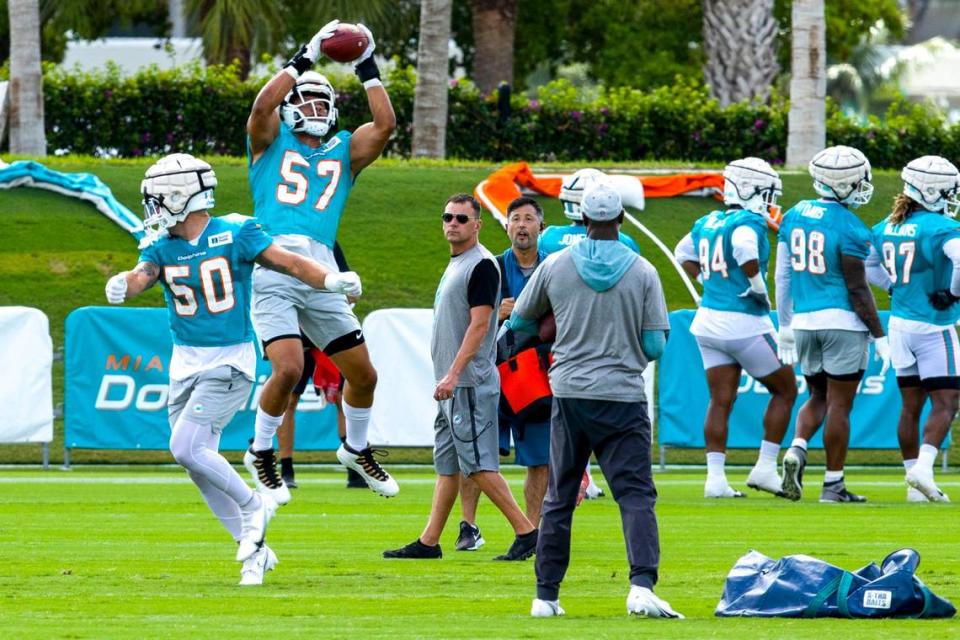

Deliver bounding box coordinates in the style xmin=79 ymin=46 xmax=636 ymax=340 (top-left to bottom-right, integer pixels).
xmin=164 ymin=257 xmax=235 ymax=316
xmin=789 ymin=228 xmax=827 ymax=274
xmin=276 ymin=151 xmax=341 ymax=211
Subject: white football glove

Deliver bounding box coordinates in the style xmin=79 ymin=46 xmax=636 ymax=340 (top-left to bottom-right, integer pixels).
xmin=738 ymin=286 xmax=771 ymax=312
xmin=778 ymin=326 xmax=797 ymax=366
xmin=353 ymin=23 xmax=376 ymax=66
xmin=324 ymin=271 xmax=362 ymax=297
xmin=305 ymin=19 xmax=341 ymax=63
xmin=873 ymin=335 xmax=891 ymax=376
xmin=105 ymin=273 xmax=128 ymax=304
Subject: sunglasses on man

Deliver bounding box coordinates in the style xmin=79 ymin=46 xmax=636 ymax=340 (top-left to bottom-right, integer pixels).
xmin=441 ymin=212 xmax=478 ymax=224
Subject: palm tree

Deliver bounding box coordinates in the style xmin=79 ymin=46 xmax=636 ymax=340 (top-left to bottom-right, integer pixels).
xmin=184 ymin=0 xmax=278 ymax=79
xmin=7 ymin=0 xmax=46 ymax=155
xmin=412 ymin=0 xmax=452 ymax=159
xmin=468 ymin=0 xmax=517 ymax=93
xmin=786 ymin=0 xmax=826 ymax=167
xmin=702 ymin=0 xmax=779 ymax=106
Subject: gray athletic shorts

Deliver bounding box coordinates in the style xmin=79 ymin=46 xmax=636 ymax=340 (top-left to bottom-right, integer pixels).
xmin=695 ymin=333 xmax=782 ymax=378
xmin=794 ymin=329 xmax=869 ymax=378
xmin=433 ymin=375 xmax=501 ymax=476
xmin=891 ymin=327 xmax=960 ymax=380
xmin=252 ymin=265 xmax=361 ymax=351
xmin=168 ymin=365 xmax=252 ymax=432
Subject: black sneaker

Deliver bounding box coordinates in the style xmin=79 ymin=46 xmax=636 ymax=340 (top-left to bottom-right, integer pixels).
xmin=280 ymin=457 xmax=297 ymax=489
xmin=383 ymin=539 xmax=442 ymax=559
xmin=820 ymin=481 xmax=867 ymax=503
xmin=346 ymin=468 xmax=367 ymax=489
xmin=455 ymin=521 xmax=485 ymax=551
xmin=781 ymin=446 xmax=807 ymax=502
xmin=493 ymin=529 xmax=538 ymax=561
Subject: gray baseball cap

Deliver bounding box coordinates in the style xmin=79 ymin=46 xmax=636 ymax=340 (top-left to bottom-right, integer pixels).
xmin=579 ymin=183 xmax=623 ymax=221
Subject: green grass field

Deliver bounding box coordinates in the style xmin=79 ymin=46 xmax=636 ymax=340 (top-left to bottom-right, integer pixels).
xmin=1 ymin=466 xmax=957 ymax=638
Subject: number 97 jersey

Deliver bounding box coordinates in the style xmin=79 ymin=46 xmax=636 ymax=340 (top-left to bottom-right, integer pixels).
xmin=138 ymin=217 xmax=272 ymax=347
xmin=248 ymin=128 xmax=353 ymax=249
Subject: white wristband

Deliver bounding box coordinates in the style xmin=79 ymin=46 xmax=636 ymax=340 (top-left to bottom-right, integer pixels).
xmin=362 ymin=78 xmax=383 ymax=90
xmin=283 ymin=65 xmax=300 ymax=80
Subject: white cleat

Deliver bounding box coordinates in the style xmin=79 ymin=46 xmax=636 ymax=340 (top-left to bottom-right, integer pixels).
xmin=906 ymin=468 xmax=950 ymax=502
xmin=746 ymin=465 xmax=785 ymax=497
xmin=337 ymin=443 xmax=399 ymax=498
xmin=239 ymin=544 xmax=278 ymax=586
xmin=531 ymin=598 xmax=565 ymax=617
xmin=704 ymin=477 xmax=746 ymax=499
xmin=627 ymin=586 xmax=685 ymax=619
xmin=907 ymin=487 xmax=929 ymax=503
xmin=237 ymin=493 xmax=278 ymax=562
xmin=243 ymin=447 xmax=291 ymax=506
xmin=584 ymin=480 xmax=605 ymax=499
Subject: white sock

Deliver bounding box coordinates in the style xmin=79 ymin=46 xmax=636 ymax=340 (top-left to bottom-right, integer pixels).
xmin=343 ymin=401 xmax=371 ymax=451
xmin=790 ymin=437 xmax=808 ymax=451
xmin=903 ymin=458 xmax=917 ymax=471
xmin=252 ymin=406 xmax=283 ymax=451
xmin=917 ymin=444 xmax=938 ymax=471
xmin=823 ymin=470 xmax=844 ymax=484
xmin=757 ymin=440 xmax=780 ymax=467
xmin=706 ymin=452 xmax=726 ymax=479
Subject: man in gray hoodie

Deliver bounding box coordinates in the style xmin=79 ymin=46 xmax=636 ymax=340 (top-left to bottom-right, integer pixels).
xmin=506 ymin=183 xmax=682 ymax=619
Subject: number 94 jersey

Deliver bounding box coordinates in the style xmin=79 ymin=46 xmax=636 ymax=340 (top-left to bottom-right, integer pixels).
xmin=778 ymin=199 xmax=870 ymax=316
xmin=872 ymin=210 xmax=960 ymax=325
xmin=139 ymin=217 xmax=272 ymax=347
xmin=248 ymin=128 xmax=353 ymax=248
xmin=690 ymin=209 xmax=770 ymax=315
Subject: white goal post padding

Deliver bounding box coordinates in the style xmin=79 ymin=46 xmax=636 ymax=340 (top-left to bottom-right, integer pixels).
xmin=0 ymin=307 xmax=54 ymax=443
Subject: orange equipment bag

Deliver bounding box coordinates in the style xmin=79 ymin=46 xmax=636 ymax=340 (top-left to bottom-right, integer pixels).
xmin=497 ymin=343 xmax=553 ymax=423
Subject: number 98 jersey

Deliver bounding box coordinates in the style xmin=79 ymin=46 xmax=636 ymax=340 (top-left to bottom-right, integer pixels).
xmin=248 ymin=128 xmax=353 ymax=249
xmin=138 ymin=217 xmax=272 ymax=347
xmin=778 ymin=199 xmax=870 ymax=316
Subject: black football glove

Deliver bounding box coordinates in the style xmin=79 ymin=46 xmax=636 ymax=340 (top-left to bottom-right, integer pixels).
xmin=928 ymin=289 xmax=960 ymax=310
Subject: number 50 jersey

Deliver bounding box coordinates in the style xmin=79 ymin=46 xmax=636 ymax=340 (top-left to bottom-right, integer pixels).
xmin=248 ymin=128 xmax=353 ymax=249
xmin=138 ymin=217 xmax=272 ymax=347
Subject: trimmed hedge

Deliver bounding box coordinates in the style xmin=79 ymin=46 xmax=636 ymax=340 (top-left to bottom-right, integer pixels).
xmin=40 ymin=61 xmax=960 ymax=168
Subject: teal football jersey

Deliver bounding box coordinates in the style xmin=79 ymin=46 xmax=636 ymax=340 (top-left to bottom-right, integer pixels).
xmin=690 ymin=209 xmax=770 ymax=315
xmin=248 ymin=127 xmax=353 ymax=248
xmin=540 ymin=224 xmax=640 ymax=255
xmin=778 ymin=200 xmax=870 ymax=314
xmin=139 ymin=217 xmax=272 ymax=347
xmin=872 ymin=210 xmax=960 ymax=325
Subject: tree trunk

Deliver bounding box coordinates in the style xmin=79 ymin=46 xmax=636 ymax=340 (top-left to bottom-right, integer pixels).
xmin=412 ymin=0 xmax=453 ymax=159
xmin=702 ymin=0 xmax=779 ymax=106
xmin=8 ymin=0 xmax=46 ymax=156
xmin=786 ymin=0 xmax=826 ymax=167
xmin=168 ymin=0 xmax=187 ymax=38
xmin=469 ymin=0 xmax=517 ymax=93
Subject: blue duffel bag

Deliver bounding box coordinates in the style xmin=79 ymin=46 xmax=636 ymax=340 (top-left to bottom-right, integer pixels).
xmin=716 ymin=548 xmax=955 ymax=618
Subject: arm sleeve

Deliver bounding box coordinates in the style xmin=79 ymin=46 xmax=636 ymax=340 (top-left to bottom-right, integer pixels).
xmin=731 ymin=225 xmax=760 ymax=265
xmin=943 ymin=237 xmax=960 ymax=296
xmin=640 ymin=330 xmax=667 ymax=361
xmin=775 ymin=241 xmax=794 ymax=328
xmin=238 ymin=219 xmax=273 ymax=261
xmin=674 ymin=232 xmax=697 ymax=263
xmin=840 ymin=218 xmax=870 ymax=259
xmin=467 ymin=258 xmax=499 ymax=308
xmin=864 ymin=244 xmax=893 ymax=291
xmin=640 ymin=265 xmax=670 ymax=331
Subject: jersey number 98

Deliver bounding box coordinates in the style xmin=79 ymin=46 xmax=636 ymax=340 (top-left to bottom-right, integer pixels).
xmin=789 ymin=228 xmax=826 ymax=274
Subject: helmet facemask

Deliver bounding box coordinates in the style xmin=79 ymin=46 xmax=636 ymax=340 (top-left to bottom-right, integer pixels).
xmin=140 ymin=153 xmax=217 ymax=240
xmin=280 ymin=72 xmax=339 ymax=138
xmin=559 ymin=168 xmax=606 ymax=221
xmin=723 ymin=158 xmax=783 ymax=220
xmin=901 ymin=156 xmax=960 ymax=218
xmin=809 ymin=146 xmax=874 ymax=209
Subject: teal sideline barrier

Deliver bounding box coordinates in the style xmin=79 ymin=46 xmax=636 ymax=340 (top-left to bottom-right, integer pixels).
xmin=658 ymin=309 xmax=950 ymax=451
xmin=65 ymin=307 xmax=339 ymax=451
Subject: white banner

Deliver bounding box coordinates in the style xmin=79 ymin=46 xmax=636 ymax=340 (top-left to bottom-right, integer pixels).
xmin=0 ymin=307 xmax=54 ymax=443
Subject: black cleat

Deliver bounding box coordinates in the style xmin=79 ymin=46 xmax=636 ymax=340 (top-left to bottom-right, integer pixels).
xmin=383 ymin=539 xmax=442 ymax=559
xmin=820 ymin=481 xmax=867 ymax=503
xmin=455 ymin=521 xmax=485 ymax=551
xmin=346 ymin=468 xmax=367 ymax=489
xmin=494 ymin=529 xmax=538 ymax=561
xmin=781 ymin=446 xmax=806 ymax=502
xmin=280 ymin=457 xmax=297 ymax=489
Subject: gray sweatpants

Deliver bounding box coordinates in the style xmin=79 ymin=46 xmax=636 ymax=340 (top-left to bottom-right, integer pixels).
xmin=535 ymin=397 xmax=659 ymax=601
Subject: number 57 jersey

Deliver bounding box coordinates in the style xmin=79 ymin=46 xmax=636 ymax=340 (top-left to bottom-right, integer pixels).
xmin=248 ymin=128 xmax=353 ymax=249
xmin=778 ymin=199 xmax=871 ymax=330
xmin=138 ymin=217 xmax=272 ymax=347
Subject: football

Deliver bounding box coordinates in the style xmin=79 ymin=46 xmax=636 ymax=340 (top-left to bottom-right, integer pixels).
xmin=320 ymin=23 xmax=369 ymax=63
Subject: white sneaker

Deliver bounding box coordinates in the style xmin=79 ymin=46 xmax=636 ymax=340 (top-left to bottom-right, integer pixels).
xmin=239 ymin=544 xmax=278 ymax=586
xmin=237 ymin=493 xmax=278 ymax=562
xmin=746 ymin=465 xmax=784 ymax=496
xmin=906 ymin=468 xmax=950 ymax=502
xmin=907 ymin=486 xmax=929 ymax=503
xmin=337 ymin=443 xmax=399 ymax=498
xmin=243 ymin=447 xmax=291 ymax=506
xmin=627 ymin=586 xmax=684 ymax=619
xmin=531 ymin=598 xmax=565 ymax=617
xmin=704 ymin=477 xmax=746 ymax=498
xmin=584 ymin=480 xmax=605 ymax=499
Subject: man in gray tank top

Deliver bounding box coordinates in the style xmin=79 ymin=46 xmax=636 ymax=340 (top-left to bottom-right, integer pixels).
xmin=508 ymin=184 xmax=683 ymax=620
xmin=383 ymin=194 xmax=538 ymax=561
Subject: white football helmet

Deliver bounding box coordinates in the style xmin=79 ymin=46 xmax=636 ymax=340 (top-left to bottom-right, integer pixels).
xmin=809 ymin=145 xmax=874 ymax=208
xmin=559 ymin=168 xmax=606 ymax=221
xmin=901 ymin=155 xmax=960 ymax=217
xmin=723 ymin=157 xmax=782 ymax=217
xmin=141 ymin=153 xmax=217 ymax=236
xmin=280 ymin=71 xmax=338 ymax=138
